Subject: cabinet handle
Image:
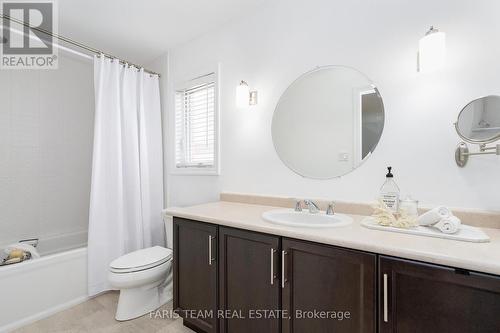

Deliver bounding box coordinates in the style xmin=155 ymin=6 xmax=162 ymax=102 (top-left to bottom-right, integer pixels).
xmin=208 ymin=235 xmax=216 ymax=266
xmin=270 ymin=248 xmax=276 ymax=285
xmin=383 ymin=273 xmax=388 ymax=323
xmin=281 ymin=250 xmax=287 ymax=288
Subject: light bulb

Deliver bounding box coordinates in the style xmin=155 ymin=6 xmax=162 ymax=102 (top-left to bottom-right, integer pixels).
xmin=236 ymin=80 xmax=250 ymax=108
xmin=418 ymin=26 xmax=446 ymax=73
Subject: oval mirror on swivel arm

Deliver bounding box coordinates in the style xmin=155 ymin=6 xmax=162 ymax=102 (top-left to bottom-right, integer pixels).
xmin=454 ymin=95 xmax=500 ymax=167
xmin=271 ymin=65 xmax=385 ymax=179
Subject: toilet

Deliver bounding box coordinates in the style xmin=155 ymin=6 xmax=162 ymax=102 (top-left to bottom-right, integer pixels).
xmin=108 ymin=245 xmax=173 ymax=321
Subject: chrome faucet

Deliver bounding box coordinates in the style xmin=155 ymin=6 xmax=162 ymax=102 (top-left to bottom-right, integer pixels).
xmin=326 ymin=202 xmax=335 ymax=215
xmin=294 ymin=199 xmax=302 ymax=212
xmin=303 ymin=199 xmax=320 ymax=214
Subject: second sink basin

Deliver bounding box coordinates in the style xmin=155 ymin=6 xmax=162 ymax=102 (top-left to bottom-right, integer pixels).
xmin=262 ymin=209 xmax=353 ymax=228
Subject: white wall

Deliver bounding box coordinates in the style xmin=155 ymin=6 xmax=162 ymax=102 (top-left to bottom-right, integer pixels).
xmin=165 ymin=0 xmax=500 ymax=211
xmin=0 ymin=52 xmax=94 ymax=246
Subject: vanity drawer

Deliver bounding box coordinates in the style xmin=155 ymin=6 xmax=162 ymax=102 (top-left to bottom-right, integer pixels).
xmin=281 ymin=238 xmax=376 ymax=333
xmin=174 ymin=218 xmax=218 ymax=333
xmin=379 ymin=256 xmax=500 ymax=333
xmin=218 ymin=227 xmax=281 ymax=333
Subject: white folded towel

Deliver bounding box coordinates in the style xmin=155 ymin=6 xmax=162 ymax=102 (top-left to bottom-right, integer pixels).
xmin=417 ymin=206 xmax=452 ymax=226
xmin=433 ymin=216 xmax=461 ymax=234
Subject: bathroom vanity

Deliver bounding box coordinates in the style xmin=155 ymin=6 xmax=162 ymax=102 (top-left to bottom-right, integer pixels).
xmin=167 ymin=199 xmax=500 ymax=333
xmin=164 ymin=48 xmax=500 ymax=333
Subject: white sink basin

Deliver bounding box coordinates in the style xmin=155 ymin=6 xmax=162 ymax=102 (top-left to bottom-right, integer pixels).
xmin=262 ymin=209 xmax=353 ymax=228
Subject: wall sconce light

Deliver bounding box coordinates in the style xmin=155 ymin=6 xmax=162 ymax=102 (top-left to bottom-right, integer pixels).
xmin=418 ymin=26 xmax=446 ymax=73
xmin=236 ymin=80 xmax=258 ymax=108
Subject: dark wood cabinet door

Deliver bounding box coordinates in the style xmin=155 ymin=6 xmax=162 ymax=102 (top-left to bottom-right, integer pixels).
xmin=174 ymin=218 xmax=218 ymax=333
xmin=379 ymin=256 xmax=500 ymax=333
xmin=282 ymin=238 xmax=376 ymax=333
xmin=219 ymin=227 xmax=281 ymax=333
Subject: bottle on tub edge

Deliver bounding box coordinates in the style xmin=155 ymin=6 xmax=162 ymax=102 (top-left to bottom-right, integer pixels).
xmin=380 ymin=166 xmax=400 ymax=213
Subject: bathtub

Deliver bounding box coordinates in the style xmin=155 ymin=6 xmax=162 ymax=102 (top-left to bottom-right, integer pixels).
xmin=0 ymin=231 xmax=89 ymax=333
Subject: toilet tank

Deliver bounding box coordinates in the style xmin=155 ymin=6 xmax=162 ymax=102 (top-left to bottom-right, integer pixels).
xmin=163 ymin=213 xmax=173 ymax=248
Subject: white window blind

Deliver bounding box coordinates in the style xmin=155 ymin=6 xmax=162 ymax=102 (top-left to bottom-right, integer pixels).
xmin=175 ymin=76 xmax=216 ymax=170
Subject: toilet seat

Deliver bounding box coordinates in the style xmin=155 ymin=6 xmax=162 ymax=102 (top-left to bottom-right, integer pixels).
xmin=108 ymin=221 xmax=174 ymax=321
xmin=109 ymin=246 xmax=173 ymax=274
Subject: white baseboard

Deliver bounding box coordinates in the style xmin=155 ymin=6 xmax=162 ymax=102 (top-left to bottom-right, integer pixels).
xmin=0 ymin=296 xmax=90 ymax=333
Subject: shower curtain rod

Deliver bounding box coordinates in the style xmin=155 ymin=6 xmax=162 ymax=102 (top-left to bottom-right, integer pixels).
xmin=1 ymin=14 xmax=161 ymax=76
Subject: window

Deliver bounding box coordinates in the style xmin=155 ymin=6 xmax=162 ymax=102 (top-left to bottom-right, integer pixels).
xmin=174 ymin=73 xmax=218 ymax=174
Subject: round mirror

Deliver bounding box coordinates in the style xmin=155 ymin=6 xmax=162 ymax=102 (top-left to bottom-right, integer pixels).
xmin=271 ymin=66 xmax=385 ymax=179
xmin=455 ymin=95 xmax=500 ymax=144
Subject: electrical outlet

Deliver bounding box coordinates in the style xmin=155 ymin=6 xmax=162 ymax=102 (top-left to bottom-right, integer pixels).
xmin=338 ymin=152 xmax=349 ymax=161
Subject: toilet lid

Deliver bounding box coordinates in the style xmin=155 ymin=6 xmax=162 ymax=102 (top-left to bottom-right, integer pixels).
xmin=110 ymin=246 xmax=173 ymax=272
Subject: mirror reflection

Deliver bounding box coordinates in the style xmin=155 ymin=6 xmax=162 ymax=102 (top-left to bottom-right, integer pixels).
xmin=456 ymin=95 xmax=500 ymax=143
xmin=271 ymin=66 xmax=385 ymax=179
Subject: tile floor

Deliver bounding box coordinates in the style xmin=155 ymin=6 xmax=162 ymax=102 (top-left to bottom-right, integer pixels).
xmin=13 ymin=292 xmax=194 ymax=333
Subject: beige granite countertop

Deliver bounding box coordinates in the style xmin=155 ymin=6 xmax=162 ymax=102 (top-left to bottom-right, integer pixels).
xmin=164 ymin=201 xmax=500 ymax=276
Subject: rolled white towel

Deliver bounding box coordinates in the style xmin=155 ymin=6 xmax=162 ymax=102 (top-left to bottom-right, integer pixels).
xmin=417 ymin=206 xmax=452 ymax=226
xmin=433 ymin=216 xmax=461 ymax=234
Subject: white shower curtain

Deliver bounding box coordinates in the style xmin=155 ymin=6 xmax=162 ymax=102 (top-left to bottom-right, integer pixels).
xmin=88 ymin=56 xmax=164 ymax=296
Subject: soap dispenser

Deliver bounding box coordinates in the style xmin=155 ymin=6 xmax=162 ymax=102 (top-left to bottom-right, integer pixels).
xmin=380 ymin=166 xmax=400 ymax=213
